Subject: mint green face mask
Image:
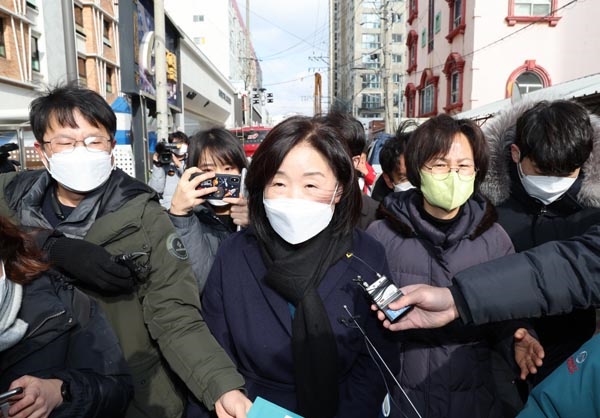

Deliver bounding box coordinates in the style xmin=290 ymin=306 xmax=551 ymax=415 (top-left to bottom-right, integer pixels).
xmin=420 ymin=170 xmax=475 ymax=211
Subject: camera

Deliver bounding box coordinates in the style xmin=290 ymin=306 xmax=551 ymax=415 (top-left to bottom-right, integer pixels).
xmin=190 ymin=173 xmax=241 ymax=199
xmin=355 ymin=274 xmax=412 ymax=322
xmin=0 ymin=143 xmax=19 ymax=173
xmin=155 ymin=141 xmax=181 ymax=166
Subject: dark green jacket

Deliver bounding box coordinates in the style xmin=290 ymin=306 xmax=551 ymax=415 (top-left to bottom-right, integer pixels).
xmin=0 ymin=169 xmax=245 ymax=418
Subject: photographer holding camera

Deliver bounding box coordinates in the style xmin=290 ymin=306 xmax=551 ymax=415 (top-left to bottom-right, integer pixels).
xmin=0 ymin=143 xmax=20 ymax=174
xmin=148 ymin=131 xmax=189 ymax=209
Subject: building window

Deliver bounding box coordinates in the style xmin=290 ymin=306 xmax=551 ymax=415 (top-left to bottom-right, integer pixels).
xmin=0 ymin=19 xmax=5 ymax=58
xmin=392 ymin=33 xmax=403 ymax=43
xmin=421 ymin=28 xmax=427 ymax=48
xmin=362 ymin=73 xmax=381 ymax=89
xmin=78 ymin=57 xmax=87 ymax=85
xmin=362 ymin=33 xmax=381 ymax=50
xmin=392 ymin=13 xmax=403 ymax=23
xmin=392 ymin=54 xmax=402 ymax=63
xmin=427 ymin=0 xmax=435 ymax=52
xmin=506 ymin=0 xmax=560 ymax=26
xmin=106 ymin=67 xmax=113 ymax=93
xmin=32 ymin=36 xmax=40 ymax=72
xmin=435 ymin=12 xmax=442 ymax=33
xmin=361 ymin=93 xmax=382 ymax=109
xmin=417 ymin=69 xmax=439 ymax=117
xmin=405 ymin=83 xmax=417 ymax=117
xmin=74 ymin=5 xmax=86 ymax=36
xmin=443 ymin=52 xmax=465 ymax=112
xmin=446 ymin=0 xmax=466 ymax=42
xmin=193 ymin=15 xmax=204 ymax=22
xmin=408 ymin=0 xmax=418 ymax=24
xmin=406 ymin=30 xmax=418 ymax=73
xmin=361 ymin=13 xmax=381 ymax=29
xmin=505 ymin=59 xmax=551 ymax=97
xmin=26 ymin=0 xmax=37 ymax=9
xmin=362 ymin=53 xmax=380 ymax=69
xmin=103 ymin=20 xmax=111 ymax=45
xmin=392 ymin=73 xmax=402 ymax=83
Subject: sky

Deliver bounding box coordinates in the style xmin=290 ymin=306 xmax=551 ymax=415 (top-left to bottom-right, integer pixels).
xmin=237 ymin=0 xmax=330 ymax=120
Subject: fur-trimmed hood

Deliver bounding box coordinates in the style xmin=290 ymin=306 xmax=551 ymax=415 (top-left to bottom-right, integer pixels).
xmin=480 ymin=99 xmax=600 ymax=208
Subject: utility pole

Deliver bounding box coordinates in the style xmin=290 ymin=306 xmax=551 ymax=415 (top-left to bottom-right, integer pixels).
xmin=246 ymin=0 xmax=253 ymax=127
xmin=154 ymin=0 xmax=169 ymax=143
xmin=381 ymin=0 xmax=393 ymax=134
xmin=60 ymin=0 xmax=78 ymax=82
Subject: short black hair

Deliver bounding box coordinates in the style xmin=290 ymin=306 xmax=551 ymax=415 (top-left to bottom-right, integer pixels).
xmin=29 ymin=83 xmax=116 ymax=142
xmin=405 ymin=114 xmax=489 ymax=189
xmin=379 ymin=120 xmax=417 ymax=176
xmin=321 ymin=111 xmax=366 ymax=157
xmin=168 ymin=131 xmax=189 ymax=144
xmin=188 ymin=128 xmax=248 ymax=172
xmin=246 ymin=115 xmax=361 ymax=241
xmin=515 ymin=100 xmax=593 ymax=175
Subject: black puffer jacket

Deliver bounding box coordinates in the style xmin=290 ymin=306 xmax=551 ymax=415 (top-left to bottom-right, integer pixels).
xmin=479 ymin=100 xmax=600 ymax=382
xmin=0 ymin=271 xmax=132 ymax=418
xmin=367 ymin=190 xmax=517 ymax=418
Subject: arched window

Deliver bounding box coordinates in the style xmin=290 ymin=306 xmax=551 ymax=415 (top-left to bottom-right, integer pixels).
xmin=417 ymin=69 xmax=439 ymax=117
xmin=405 ymin=83 xmax=417 ymax=118
xmin=505 ymin=60 xmax=551 ymax=98
xmin=442 ymin=53 xmax=465 ymax=113
xmin=408 ymin=0 xmax=418 ymax=24
xmin=406 ymin=30 xmax=418 ymax=74
xmin=445 ymin=0 xmax=466 ymax=42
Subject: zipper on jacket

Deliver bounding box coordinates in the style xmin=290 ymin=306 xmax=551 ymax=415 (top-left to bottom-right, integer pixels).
xmin=24 ymin=309 xmax=66 ymax=339
xmin=531 ymin=206 xmax=547 ymax=245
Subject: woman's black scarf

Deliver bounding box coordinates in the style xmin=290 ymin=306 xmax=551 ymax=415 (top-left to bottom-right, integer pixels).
xmin=258 ymin=223 xmax=353 ymax=418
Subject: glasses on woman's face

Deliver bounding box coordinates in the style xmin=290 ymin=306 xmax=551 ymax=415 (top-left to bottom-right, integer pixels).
xmin=42 ymin=136 xmax=112 ymax=154
xmin=423 ymin=162 xmax=477 ymax=181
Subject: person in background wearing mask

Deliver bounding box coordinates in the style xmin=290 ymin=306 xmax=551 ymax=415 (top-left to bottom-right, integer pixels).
xmin=371 ymin=120 xmax=416 ymax=202
xmin=148 ymin=130 xmax=189 ymax=209
xmin=0 ymin=215 xmax=132 ymax=418
xmin=198 ymin=115 xmax=398 ymax=418
xmin=366 ymin=114 xmax=544 ymax=418
xmin=478 ymin=99 xmax=600 ymax=389
xmin=0 ymin=84 xmax=250 ymax=418
xmin=168 ymin=128 xmax=249 ymax=294
xmin=319 ymin=112 xmax=379 ymax=230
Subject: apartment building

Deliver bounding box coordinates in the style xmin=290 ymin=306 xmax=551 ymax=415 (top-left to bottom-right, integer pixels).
xmin=329 ymin=0 xmax=407 ymax=131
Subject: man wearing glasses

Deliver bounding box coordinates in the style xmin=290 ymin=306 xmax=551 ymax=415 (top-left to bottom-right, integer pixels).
xmin=0 ymin=84 xmax=250 ymax=418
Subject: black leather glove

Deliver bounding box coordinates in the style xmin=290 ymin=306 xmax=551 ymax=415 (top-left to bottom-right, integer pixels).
xmin=46 ymin=237 xmax=136 ymax=295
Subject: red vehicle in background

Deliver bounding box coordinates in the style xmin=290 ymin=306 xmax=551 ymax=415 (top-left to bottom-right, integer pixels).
xmin=230 ymin=126 xmax=271 ymax=158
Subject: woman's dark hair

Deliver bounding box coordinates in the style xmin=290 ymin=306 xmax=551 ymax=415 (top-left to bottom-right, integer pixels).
xmin=246 ymin=115 xmax=361 ymax=241
xmin=0 ymin=216 xmax=49 ymax=285
xmin=188 ymin=128 xmax=248 ymax=172
xmin=322 ymin=111 xmax=366 ymax=157
xmin=29 ymin=83 xmax=117 ymax=142
xmin=515 ymin=100 xmax=593 ymax=175
xmin=405 ymin=114 xmax=489 ymax=189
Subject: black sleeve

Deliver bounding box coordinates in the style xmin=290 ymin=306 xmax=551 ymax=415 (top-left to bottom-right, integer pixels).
xmin=52 ymin=292 xmax=133 ymax=417
xmin=452 ymin=223 xmax=600 ymax=325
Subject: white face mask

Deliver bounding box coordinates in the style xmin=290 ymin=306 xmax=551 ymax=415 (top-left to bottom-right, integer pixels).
xmin=44 ymin=147 xmax=114 ymax=193
xmin=393 ymin=181 xmax=414 ymax=192
xmin=263 ymin=186 xmax=337 ymax=245
xmin=517 ymin=163 xmax=577 ymax=205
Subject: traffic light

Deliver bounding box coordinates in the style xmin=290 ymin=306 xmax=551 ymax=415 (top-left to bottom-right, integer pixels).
xmin=252 ymin=93 xmax=259 ymax=99
xmin=267 ymin=99 xmax=274 ymax=103
xmin=266 ymin=93 xmax=273 ymax=98
xmin=252 ymin=99 xmax=260 ymax=104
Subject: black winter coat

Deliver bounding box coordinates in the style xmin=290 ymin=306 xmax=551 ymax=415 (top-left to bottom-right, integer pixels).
xmin=0 ymin=272 xmax=132 ymax=418
xmin=479 ymin=100 xmax=600 ymax=382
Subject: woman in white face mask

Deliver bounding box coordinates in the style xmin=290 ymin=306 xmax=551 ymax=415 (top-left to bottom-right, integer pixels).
xmin=193 ymin=116 xmax=398 ymax=418
xmin=167 ymin=128 xmax=249 ymax=294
